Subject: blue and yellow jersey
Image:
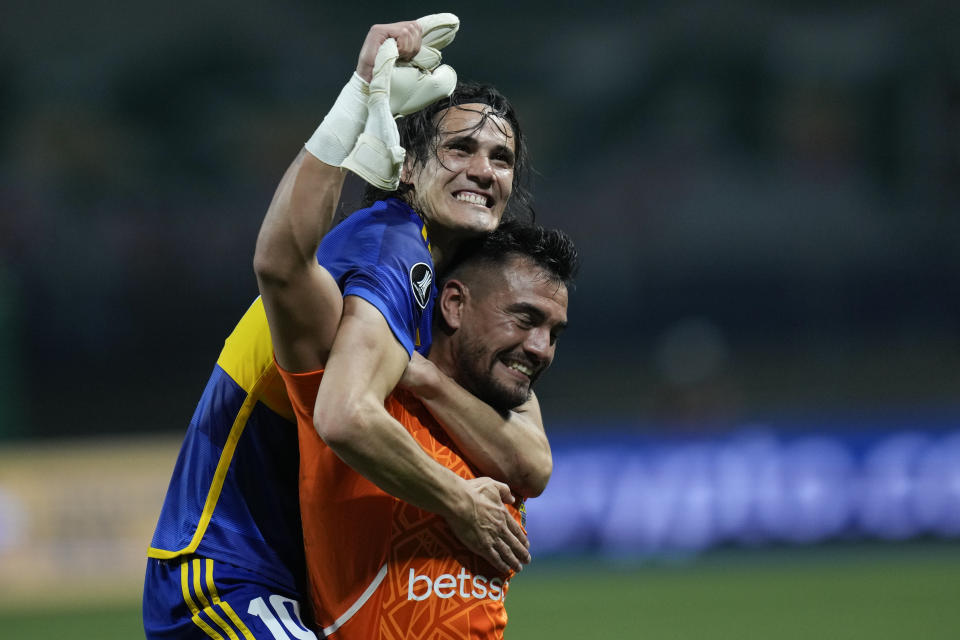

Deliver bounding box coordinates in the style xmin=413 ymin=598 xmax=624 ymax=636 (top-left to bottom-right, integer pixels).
xmin=148 ymin=198 xmax=436 ymax=591
xmin=319 ymin=198 xmax=435 ymax=358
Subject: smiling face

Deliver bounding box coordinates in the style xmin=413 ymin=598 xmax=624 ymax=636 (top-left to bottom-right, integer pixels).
xmin=403 ymin=103 xmax=516 ymax=238
xmin=444 ymin=255 xmax=569 ymax=412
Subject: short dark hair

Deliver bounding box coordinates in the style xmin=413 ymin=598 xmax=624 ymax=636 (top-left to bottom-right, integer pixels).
xmin=443 ymin=221 xmax=580 ymax=289
xmin=362 ymin=81 xmax=534 ymax=225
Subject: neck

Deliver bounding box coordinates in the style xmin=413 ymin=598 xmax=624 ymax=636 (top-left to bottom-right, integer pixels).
xmin=422 ymin=220 xmax=467 ymax=274
xmin=426 ymin=336 xmax=458 ymax=380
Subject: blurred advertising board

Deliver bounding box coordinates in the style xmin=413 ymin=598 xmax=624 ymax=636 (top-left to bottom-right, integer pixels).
xmin=0 ymin=436 xmax=179 ymax=607
xmin=2 ymin=417 xmax=958 ymax=607
xmin=528 ymin=416 xmax=960 ymax=557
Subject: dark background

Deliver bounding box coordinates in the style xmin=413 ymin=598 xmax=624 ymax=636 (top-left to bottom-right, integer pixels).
xmin=2 ymin=2 xmax=959 ymax=439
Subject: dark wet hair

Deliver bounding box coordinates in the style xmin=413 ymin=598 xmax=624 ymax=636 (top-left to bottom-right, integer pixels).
xmin=362 ymin=81 xmax=534 ymax=225
xmin=442 ymin=221 xmax=580 ymax=289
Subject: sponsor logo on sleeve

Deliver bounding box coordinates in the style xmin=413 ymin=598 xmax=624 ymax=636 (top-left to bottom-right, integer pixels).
xmin=409 ymin=262 xmax=433 ymax=310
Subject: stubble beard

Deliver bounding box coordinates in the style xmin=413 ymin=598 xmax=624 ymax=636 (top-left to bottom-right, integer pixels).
xmin=455 ymin=336 xmax=531 ymax=414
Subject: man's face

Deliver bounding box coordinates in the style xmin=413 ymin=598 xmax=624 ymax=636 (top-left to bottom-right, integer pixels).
xmin=405 ymin=103 xmax=516 ymax=236
xmin=452 ymin=256 xmax=568 ymax=412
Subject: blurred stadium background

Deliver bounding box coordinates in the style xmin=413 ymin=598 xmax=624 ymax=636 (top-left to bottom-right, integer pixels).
xmin=1 ymin=1 xmax=959 ymax=638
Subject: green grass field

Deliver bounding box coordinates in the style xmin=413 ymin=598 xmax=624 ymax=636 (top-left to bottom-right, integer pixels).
xmin=4 ymin=542 xmax=958 ymax=639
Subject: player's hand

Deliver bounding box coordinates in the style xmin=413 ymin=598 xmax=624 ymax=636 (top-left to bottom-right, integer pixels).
xmin=342 ymin=15 xmax=459 ymax=187
xmin=356 ymin=14 xmax=459 ymax=80
xmin=356 ymin=20 xmax=424 ymax=83
xmin=445 ymin=477 xmax=531 ymax=574
xmin=390 ymin=14 xmax=458 ymax=115
xmin=341 ymin=38 xmax=406 ymax=189
xmin=356 ymin=15 xmax=461 ymax=115
xmin=305 ymin=15 xmax=458 ymax=168
xmin=357 ymin=15 xmax=459 ymax=116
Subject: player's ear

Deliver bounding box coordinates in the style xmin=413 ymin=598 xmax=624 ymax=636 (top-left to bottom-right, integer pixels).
xmin=438 ymin=279 xmax=467 ymax=330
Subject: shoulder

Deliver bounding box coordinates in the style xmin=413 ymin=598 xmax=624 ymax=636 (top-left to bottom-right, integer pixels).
xmin=319 ymin=200 xmax=430 ymax=270
xmin=330 ymin=199 xmax=429 ymax=256
xmin=348 ymin=198 xmax=426 ymax=237
xmin=361 ymin=200 xmax=433 ymax=265
xmin=340 ymin=198 xmax=406 ymax=224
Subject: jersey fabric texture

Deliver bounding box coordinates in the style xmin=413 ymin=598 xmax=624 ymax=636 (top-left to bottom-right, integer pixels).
xmin=319 ymin=198 xmax=435 ymax=356
xmin=147 ymin=199 xmax=436 ymax=598
xmin=143 ymin=556 xmax=319 ymax=640
xmin=278 ymin=365 xmax=522 ymax=640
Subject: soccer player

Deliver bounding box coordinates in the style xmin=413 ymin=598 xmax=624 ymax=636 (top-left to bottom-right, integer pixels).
xmin=144 ymin=15 xmax=549 ymax=640
xmin=274 ymin=224 xmax=578 ymax=638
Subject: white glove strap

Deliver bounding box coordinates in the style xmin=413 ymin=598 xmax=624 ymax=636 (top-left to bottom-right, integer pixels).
xmin=304 ymin=72 xmax=369 ymax=166
xmin=342 ymin=40 xmax=406 ymax=190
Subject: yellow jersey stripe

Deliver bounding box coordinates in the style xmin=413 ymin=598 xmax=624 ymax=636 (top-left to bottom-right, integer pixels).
xmin=192 ymin=558 xmax=211 ymax=609
xmin=180 ymin=559 xmax=201 ymax=614
xmin=203 ymin=602 xmax=241 ymax=640
xmin=206 ymin=558 xmax=257 ymax=640
xmin=188 ymin=558 xmax=242 ymax=640
xmin=216 ymin=297 xmax=294 ymax=421
xmin=148 ymin=366 xmax=275 ymax=560
xmin=181 ymin=560 xmax=226 ymax=640
xmin=217 ymin=298 xmax=273 ymax=393
xmin=420 ymin=221 xmax=431 ymax=252
xmin=193 ymin=615 xmax=226 ymax=640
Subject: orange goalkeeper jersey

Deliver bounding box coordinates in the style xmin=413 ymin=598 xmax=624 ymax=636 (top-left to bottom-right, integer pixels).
xmin=277 ymin=366 xmax=521 ymax=640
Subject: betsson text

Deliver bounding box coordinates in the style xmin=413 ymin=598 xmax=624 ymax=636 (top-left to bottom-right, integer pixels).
xmin=407 ymin=568 xmax=507 ymax=601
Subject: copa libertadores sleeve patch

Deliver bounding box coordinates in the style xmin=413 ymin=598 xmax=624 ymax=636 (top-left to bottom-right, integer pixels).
xmin=409 ymin=262 xmax=433 ymax=309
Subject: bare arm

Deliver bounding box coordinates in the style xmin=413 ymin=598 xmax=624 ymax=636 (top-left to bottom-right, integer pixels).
xmin=315 ymin=296 xmax=530 ymax=573
xmin=253 ymin=151 xmax=345 ymax=372
xmin=401 ymin=352 xmax=552 ymax=497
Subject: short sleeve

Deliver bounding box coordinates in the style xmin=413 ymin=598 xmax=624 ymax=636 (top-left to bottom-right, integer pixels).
xmin=316 ymin=199 xmax=435 ymax=357
xmin=343 ymin=261 xmax=430 ymax=356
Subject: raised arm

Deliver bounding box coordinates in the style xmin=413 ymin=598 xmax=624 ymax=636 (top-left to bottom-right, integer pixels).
xmin=402 ymin=352 xmax=552 ymax=497
xmin=254 ymin=151 xmax=346 ymax=372
xmin=253 ymin=17 xmax=447 ymax=371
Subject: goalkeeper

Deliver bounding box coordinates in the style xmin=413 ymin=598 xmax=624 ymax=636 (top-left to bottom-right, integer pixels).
xmin=144 ymin=15 xmax=548 ymax=640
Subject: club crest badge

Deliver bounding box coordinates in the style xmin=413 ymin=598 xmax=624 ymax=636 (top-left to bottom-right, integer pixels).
xmin=409 ymin=262 xmax=433 ymax=309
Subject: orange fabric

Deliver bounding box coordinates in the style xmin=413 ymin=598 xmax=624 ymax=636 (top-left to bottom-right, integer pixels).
xmin=278 ymin=366 xmax=520 ymax=640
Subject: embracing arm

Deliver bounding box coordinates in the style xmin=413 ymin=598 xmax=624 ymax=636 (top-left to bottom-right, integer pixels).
xmin=402 ymin=352 xmax=552 ymax=497
xmin=315 ymin=296 xmax=531 ymax=573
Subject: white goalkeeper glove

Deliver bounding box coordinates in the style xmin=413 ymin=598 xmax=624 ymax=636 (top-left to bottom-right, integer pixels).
xmin=408 ymin=12 xmax=459 ymax=71
xmin=391 ymin=13 xmax=459 ymax=116
xmin=304 ymin=13 xmax=459 ymax=178
xmin=341 ymin=37 xmax=406 ymax=190
xmin=303 ymin=71 xmax=368 ymax=167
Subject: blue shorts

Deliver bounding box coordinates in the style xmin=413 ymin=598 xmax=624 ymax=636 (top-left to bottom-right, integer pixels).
xmin=143 ymin=556 xmax=321 ymax=640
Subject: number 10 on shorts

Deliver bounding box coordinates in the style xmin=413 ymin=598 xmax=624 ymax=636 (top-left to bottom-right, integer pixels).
xmin=248 ymin=595 xmax=318 ymax=640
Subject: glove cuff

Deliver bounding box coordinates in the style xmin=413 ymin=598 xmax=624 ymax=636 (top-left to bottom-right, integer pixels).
xmin=341 ymin=87 xmax=405 ymax=190
xmin=304 ymin=72 xmax=370 ymax=166
xmin=341 ymin=132 xmax=405 ymax=191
